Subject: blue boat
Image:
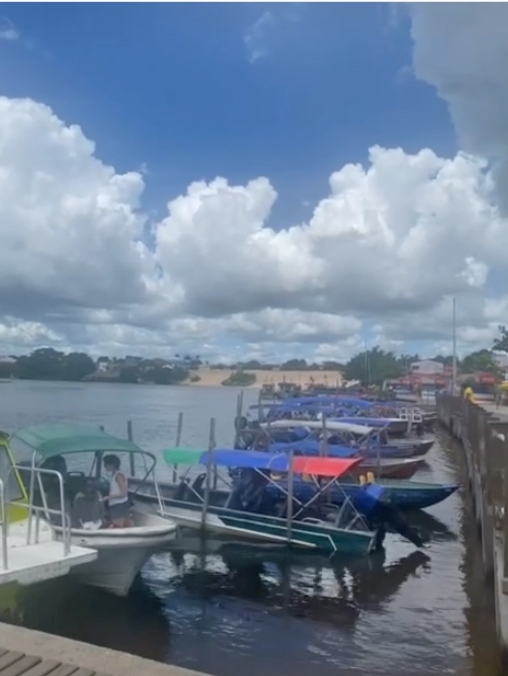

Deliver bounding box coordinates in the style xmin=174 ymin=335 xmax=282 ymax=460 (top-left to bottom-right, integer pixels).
xmin=257 ymin=476 xmax=459 ymax=511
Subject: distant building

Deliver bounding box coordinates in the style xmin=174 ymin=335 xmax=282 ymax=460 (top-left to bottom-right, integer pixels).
xmin=409 ymin=360 xmax=445 ymax=375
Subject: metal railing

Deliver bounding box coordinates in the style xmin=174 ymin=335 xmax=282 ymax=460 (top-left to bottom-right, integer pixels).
xmin=0 ymin=478 xmax=7 ymax=569
xmin=0 ymin=465 xmax=72 ymax=571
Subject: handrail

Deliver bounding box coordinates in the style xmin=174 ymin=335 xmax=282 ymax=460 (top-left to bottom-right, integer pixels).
xmin=3 ymin=465 xmax=72 ymax=558
xmin=0 ymin=478 xmax=7 ymax=570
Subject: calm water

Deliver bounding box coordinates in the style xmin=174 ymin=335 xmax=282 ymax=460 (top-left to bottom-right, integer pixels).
xmin=0 ymin=380 xmax=503 ymax=676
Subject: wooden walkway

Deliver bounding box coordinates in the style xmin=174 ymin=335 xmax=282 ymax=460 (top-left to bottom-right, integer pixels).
xmin=0 ymin=649 xmax=110 ymax=676
xmin=0 ymin=623 xmax=208 ymax=676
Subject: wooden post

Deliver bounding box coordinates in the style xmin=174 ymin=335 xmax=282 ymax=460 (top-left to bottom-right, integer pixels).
xmin=233 ymin=392 xmax=244 ymax=447
xmin=173 ymin=412 xmax=184 ymax=483
xmin=127 ymin=420 xmax=135 ymax=477
xmin=320 ymin=415 xmax=328 ymax=457
xmin=504 ymin=431 xmax=508 ymax=583
xmin=201 ymin=418 xmax=215 ymax=530
xmin=287 ymin=450 xmax=294 ymax=544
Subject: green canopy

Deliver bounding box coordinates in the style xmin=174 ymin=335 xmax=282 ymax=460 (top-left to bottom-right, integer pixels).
xmin=162 ymin=448 xmax=204 ymax=466
xmin=13 ymin=424 xmax=144 ymax=460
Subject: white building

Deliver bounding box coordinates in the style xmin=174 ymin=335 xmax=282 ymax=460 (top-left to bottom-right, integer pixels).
xmin=409 ymin=359 xmax=444 ymax=375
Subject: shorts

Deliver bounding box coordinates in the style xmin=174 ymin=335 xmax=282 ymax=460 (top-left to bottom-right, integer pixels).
xmin=108 ymin=501 xmax=130 ymax=521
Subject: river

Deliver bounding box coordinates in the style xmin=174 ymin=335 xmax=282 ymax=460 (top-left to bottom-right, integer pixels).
xmin=0 ymin=380 xmax=503 ymax=676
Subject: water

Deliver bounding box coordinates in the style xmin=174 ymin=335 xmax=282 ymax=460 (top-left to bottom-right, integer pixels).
xmin=0 ymin=380 xmax=503 ymax=676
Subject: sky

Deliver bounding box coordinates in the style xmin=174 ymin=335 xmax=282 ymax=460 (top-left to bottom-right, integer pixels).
xmin=0 ymin=2 xmax=507 ymax=364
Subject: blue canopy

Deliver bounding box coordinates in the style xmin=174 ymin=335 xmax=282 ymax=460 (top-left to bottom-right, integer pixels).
xmin=161 ymin=447 xmax=361 ymax=477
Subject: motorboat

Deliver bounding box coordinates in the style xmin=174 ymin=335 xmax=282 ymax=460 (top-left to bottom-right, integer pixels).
xmin=8 ymin=424 xmax=177 ymax=597
xmin=131 ymin=449 xmax=380 ymax=555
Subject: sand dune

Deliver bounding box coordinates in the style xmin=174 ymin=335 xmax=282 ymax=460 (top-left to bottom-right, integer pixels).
xmin=186 ymin=368 xmax=344 ymax=388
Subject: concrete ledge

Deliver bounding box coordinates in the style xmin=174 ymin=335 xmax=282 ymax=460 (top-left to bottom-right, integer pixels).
xmin=495 ymin=540 xmax=508 ymax=651
xmin=0 ymin=623 xmax=211 ymax=676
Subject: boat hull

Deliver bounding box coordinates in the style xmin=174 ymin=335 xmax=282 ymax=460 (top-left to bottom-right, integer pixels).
xmin=264 ymin=478 xmax=459 ymax=511
xmin=53 ymin=512 xmax=177 ymax=597
xmin=355 ymin=457 xmax=423 ymax=480
xmin=135 ymin=496 xmax=375 ymax=555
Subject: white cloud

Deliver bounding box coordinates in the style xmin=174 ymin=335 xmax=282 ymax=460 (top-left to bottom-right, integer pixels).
xmin=0 ymin=17 xmax=19 ymax=42
xmin=410 ymin=4 xmax=508 ymax=211
xmin=154 ymin=147 xmax=506 ymax=329
xmin=243 ymin=11 xmax=277 ymax=63
xmin=3 ymin=7 xmax=508 ymax=366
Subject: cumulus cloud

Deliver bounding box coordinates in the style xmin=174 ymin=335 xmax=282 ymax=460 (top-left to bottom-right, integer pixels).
xmin=410 ymin=4 xmax=508 ymax=211
xmin=155 ymin=147 xmax=504 ymax=325
xmin=0 ymin=97 xmax=158 ymax=324
xmin=3 ymin=24 xmax=508 ymax=362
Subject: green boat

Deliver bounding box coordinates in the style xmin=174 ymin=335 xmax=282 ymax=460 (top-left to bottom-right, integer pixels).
xmin=130 ymin=448 xmax=379 ymax=556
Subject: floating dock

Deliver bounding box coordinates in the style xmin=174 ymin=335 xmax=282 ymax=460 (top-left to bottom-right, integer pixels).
xmin=0 ymin=623 xmax=208 ymax=676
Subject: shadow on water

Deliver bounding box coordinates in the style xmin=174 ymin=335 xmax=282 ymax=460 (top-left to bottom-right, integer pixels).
xmin=0 ymin=576 xmax=171 ymax=661
xmin=164 ymin=538 xmax=432 ymax=625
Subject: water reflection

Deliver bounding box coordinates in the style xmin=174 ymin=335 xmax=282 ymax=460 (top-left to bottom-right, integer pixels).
xmin=158 ymin=538 xmax=431 ymax=627
xmin=0 ymin=576 xmax=171 ymax=661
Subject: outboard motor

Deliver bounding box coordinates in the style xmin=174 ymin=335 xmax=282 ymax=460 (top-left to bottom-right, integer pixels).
xmin=353 ymin=483 xmax=429 ymax=549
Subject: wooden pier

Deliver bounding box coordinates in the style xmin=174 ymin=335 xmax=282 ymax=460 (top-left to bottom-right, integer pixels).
xmin=0 ymin=623 xmax=208 ymax=676
xmin=437 ymin=394 xmax=508 ymax=656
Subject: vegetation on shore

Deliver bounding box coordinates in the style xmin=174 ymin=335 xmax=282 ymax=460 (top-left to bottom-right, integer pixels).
xmin=221 ymin=371 xmax=256 ymax=387
xmin=0 ymin=325 xmax=506 ymax=387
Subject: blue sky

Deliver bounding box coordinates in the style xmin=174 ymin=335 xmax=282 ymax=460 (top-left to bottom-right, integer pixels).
xmin=0 ymin=2 xmax=455 ymax=227
xmin=1 ymin=3 xmax=501 ymax=363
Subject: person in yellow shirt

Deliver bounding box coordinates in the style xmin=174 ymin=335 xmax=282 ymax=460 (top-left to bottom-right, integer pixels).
xmin=463 ymin=386 xmax=475 ymax=403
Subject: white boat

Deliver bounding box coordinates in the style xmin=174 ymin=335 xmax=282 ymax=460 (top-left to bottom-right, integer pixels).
xmin=7 ymin=424 xmax=177 ymax=597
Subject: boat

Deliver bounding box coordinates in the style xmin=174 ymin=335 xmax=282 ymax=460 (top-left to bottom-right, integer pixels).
xmin=8 ymin=424 xmax=177 ymax=597
xmin=131 ymin=448 xmax=380 ymax=555
xmin=257 ymin=477 xmax=459 ymax=511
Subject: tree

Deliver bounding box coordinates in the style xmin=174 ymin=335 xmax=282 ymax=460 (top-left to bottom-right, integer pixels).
xmin=281 ymin=359 xmax=308 ymax=370
xmin=15 ymin=348 xmax=65 ymax=380
xmin=344 ymin=347 xmax=403 ymax=385
xmin=493 ymin=326 xmax=508 ymax=352
xmin=321 ymin=361 xmax=344 ymax=371
xmin=144 ymin=366 xmax=189 ymax=385
xmin=222 ymin=371 xmax=256 ymax=387
xmin=460 ymin=349 xmax=500 ymax=374
xmin=61 ymin=353 xmax=96 ymax=381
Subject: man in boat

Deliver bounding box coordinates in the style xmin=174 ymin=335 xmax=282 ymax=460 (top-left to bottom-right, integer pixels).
xmin=71 ymin=478 xmax=105 ymax=530
xmin=102 ymin=454 xmax=133 ymax=528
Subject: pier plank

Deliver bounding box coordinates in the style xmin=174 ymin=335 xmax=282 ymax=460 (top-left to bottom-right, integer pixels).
xmin=0 ymin=656 xmax=41 ymax=676
xmin=16 ymin=661 xmax=63 ymax=676
xmin=45 ymin=666 xmax=78 ymax=676
xmin=0 ymin=653 xmax=25 ymax=671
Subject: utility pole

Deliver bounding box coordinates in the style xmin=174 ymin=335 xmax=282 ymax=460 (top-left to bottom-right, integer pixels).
xmin=452 ymin=296 xmax=457 ymax=395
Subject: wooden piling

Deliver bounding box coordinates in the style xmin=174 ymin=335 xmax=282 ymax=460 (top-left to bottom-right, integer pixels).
xmin=201 ymin=418 xmax=215 ymax=530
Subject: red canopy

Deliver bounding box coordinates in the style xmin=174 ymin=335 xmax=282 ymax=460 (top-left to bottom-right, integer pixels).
xmin=291 ymin=456 xmax=362 ymax=478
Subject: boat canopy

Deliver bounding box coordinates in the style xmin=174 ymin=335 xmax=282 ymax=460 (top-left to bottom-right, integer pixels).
xmin=162 ymin=447 xmax=361 ymax=478
xmin=12 ymin=424 xmax=145 ymax=460
xmin=332 ymin=416 xmax=401 ymax=427
xmin=260 ymin=419 xmax=376 ymax=435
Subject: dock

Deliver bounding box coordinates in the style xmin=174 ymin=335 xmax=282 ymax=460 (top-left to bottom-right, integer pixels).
xmin=0 ymin=623 xmax=208 ymax=676
xmin=437 ymin=394 xmax=508 ymax=656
